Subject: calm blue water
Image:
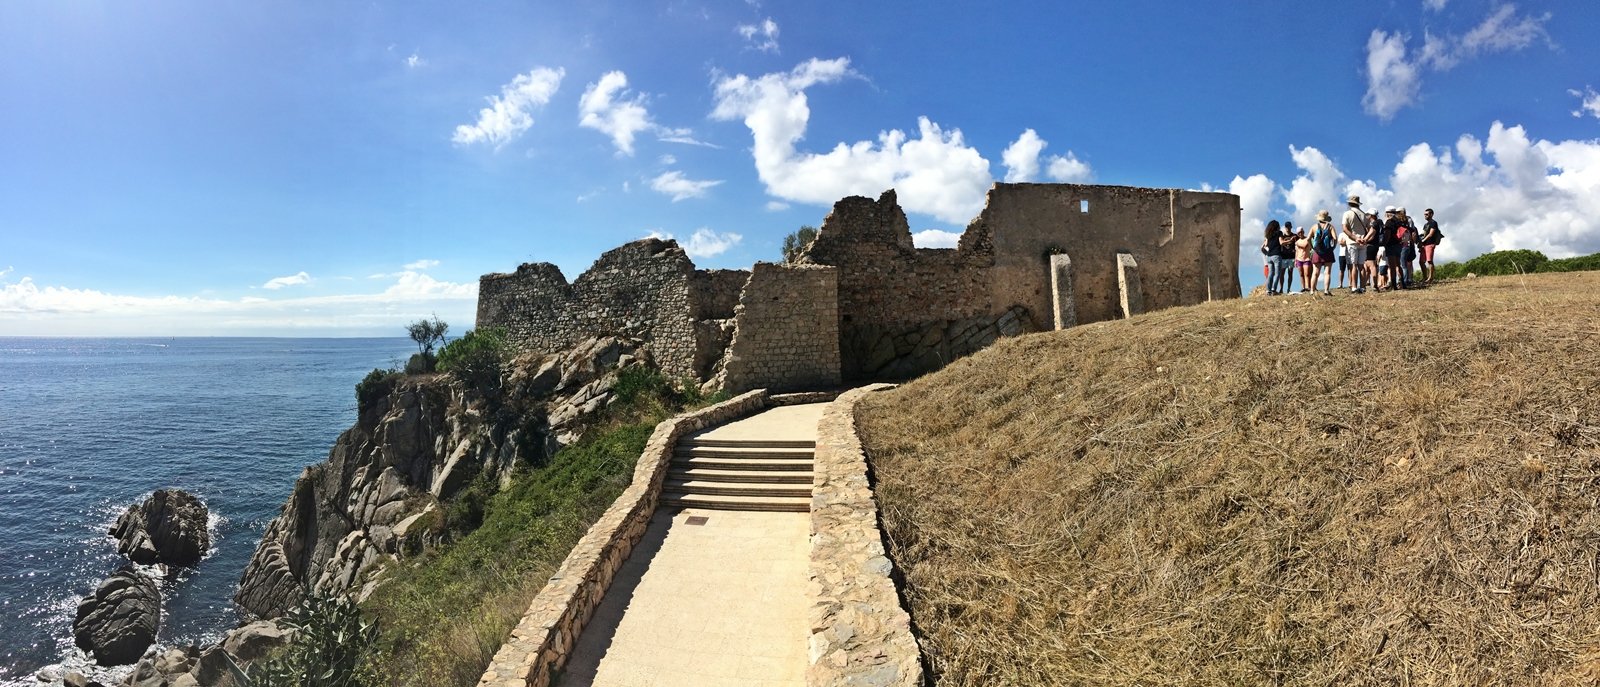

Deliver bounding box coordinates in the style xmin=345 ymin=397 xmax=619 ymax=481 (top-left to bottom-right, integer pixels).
xmin=0 ymin=338 xmax=415 ymax=684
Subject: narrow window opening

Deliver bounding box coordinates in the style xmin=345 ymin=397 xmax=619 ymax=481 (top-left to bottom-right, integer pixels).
xmin=1080 ymin=200 xmax=1090 ymax=214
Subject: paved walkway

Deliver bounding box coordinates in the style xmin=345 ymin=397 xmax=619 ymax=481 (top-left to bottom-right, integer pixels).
xmin=558 ymin=403 xmax=827 ymax=687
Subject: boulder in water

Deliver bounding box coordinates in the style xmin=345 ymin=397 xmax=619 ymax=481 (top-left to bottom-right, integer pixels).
xmin=111 ymin=489 xmax=210 ymax=567
xmin=73 ymin=570 xmax=160 ymax=666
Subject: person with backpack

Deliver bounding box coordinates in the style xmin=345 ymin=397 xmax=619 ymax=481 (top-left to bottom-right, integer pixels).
xmin=1382 ymin=207 xmax=1405 ymax=291
xmin=1398 ymin=207 xmax=1420 ymax=288
xmin=1278 ymin=221 xmax=1299 ymax=293
xmin=1310 ymin=210 xmax=1336 ymax=295
xmin=1419 ymin=208 xmax=1443 ymax=283
xmin=1363 ymin=212 xmax=1384 ymax=292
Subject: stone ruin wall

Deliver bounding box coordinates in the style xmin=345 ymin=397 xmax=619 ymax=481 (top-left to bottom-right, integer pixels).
xmin=799 ymin=184 xmax=1240 ymax=381
xmin=715 ymin=263 xmax=842 ymax=394
xmin=476 ymin=239 xmax=749 ymax=381
xmin=476 ymin=182 xmax=1240 ymax=390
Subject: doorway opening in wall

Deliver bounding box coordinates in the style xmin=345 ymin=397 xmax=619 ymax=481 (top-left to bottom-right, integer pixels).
xmin=1080 ymin=200 xmax=1090 ymax=213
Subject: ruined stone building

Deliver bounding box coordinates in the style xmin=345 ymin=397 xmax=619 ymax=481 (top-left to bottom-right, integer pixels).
xmin=476 ymin=183 xmax=1240 ymax=392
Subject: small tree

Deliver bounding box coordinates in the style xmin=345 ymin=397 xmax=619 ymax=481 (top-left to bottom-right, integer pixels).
xmin=405 ymin=315 xmax=448 ymax=356
xmin=436 ymin=327 xmax=508 ymax=394
xmin=781 ymin=225 xmax=818 ymax=263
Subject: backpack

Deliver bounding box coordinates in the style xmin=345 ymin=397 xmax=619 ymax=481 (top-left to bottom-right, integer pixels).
xmin=1313 ymin=226 xmax=1334 ymax=253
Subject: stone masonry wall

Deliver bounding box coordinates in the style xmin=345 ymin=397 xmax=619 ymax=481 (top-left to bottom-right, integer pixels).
xmin=808 ymin=384 xmax=922 ymax=687
xmin=690 ymin=268 xmax=750 ymax=321
xmin=718 ymin=263 xmax=842 ymax=394
xmin=800 ymin=184 xmax=1239 ymax=381
xmin=476 ymin=239 xmax=701 ymax=380
xmin=477 ymin=390 xmax=771 ymax=687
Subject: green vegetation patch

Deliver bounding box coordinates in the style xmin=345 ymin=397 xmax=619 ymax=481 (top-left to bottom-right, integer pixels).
xmin=1433 ymin=248 xmax=1600 ymax=279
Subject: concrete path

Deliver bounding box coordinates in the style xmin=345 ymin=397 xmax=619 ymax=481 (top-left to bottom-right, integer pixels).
xmin=558 ymin=403 xmax=827 ymax=687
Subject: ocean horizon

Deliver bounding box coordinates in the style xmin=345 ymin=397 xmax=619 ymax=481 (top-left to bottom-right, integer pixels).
xmin=0 ymin=336 xmax=416 ymax=685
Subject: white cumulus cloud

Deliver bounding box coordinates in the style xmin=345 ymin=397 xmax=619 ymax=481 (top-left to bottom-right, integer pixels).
xmin=711 ymin=57 xmax=999 ymax=224
xmin=452 ymin=67 xmax=565 ymax=148
xmin=737 ymin=18 xmax=780 ymax=53
xmin=262 ymin=271 xmax=311 ymax=290
xmin=1363 ymin=30 xmax=1423 ymax=121
xmin=644 ymin=228 xmax=744 ymax=259
xmin=649 ymin=170 xmax=724 ymax=201
xmin=1000 ymin=129 xmax=1093 ymax=184
xmin=764 ymin=200 xmax=790 ymax=212
xmin=403 ymin=259 xmax=440 ymax=270
xmin=578 ymin=71 xmax=708 ymax=155
xmin=405 ymin=53 xmax=425 ymax=68
xmin=911 ymin=229 xmax=962 ymax=249
xmin=1223 ymin=121 xmax=1600 ymax=274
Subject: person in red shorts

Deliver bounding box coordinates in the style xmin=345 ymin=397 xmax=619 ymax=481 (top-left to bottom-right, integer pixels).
xmin=1419 ymin=208 xmax=1443 ymax=283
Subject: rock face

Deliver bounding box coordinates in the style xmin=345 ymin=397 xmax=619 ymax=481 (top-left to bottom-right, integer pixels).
xmin=236 ymin=336 xmax=649 ymax=619
xmin=110 ymin=489 xmax=210 ymax=567
xmin=73 ymin=570 xmax=160 ymax=666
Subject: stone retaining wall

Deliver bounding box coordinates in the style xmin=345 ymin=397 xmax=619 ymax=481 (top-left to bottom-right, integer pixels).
xmin=476 ymin=390 xmax=771 ymax=687
xmin=807 ymin=384 xmax=923 ymax=687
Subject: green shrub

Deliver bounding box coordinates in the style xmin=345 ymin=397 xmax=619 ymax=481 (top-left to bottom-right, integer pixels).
xmin=247 ymin=594 xmax=378 ymax=687
xmin=355 ymin=368 xmax=403 ymax=413
xmin=1434 ymin=249 xmax=1547 ymax=279
xmin=1541 ymin=252 xmax=1600 ymax=273
xmin=436 ymin=328 xmax=508 ymax=393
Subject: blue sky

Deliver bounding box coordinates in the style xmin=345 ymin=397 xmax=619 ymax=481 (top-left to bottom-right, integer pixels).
xmin=3 ymin=0 xmax=1598 ymax=335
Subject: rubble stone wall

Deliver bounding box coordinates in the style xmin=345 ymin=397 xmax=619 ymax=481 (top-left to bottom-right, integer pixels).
xmin=476 ymin=239 xmax=701 ymax=379
xmin=719 ymin=263 xmax=842 ymax=394
xmin=476 ymin=390 xmax=772 ymax=687
xmin=807 ymin=383 xmax=922 ymax=687
xmin=800 ymin=185 xmax=1239 ymax=380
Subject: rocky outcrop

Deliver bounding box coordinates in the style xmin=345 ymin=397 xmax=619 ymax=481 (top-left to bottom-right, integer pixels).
xmin=118 ymin=620 xmax=290 ymax=687
xmin=236 ymin=336 xmax=654 ymax=619
xmin=111 ymin=489 xmax=210 ymax=567
xmin=73 ymin=571 xmax=160 ymax=666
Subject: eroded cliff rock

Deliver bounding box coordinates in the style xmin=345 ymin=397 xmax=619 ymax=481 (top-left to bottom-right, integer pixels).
xmin=110 ymin=489 xmax=210 ymax=568
xmin=235 ymin=335 xmax=650 ymax=619
xmin=73 ymin=570 xmax=160 ymax=666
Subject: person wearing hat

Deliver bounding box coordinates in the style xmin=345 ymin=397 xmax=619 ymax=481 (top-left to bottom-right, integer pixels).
xmin=1381 ymin=207 xmax=1405 ymax=291
xmin=1398 ymin=207 xmax=1420 ymax=288
xmin=1342 ymin=195 xmax=1371 ymax=293
xmin=1310 ymin=210 xmax=1337 ymax=295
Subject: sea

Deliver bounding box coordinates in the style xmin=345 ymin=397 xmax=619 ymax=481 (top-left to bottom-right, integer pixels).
xmin=0 ymin=337 xmax=416 ymax=686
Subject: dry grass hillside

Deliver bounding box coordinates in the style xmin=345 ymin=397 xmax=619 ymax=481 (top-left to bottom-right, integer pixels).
xmin=857 ymin=272 xmax=1600 ymax=686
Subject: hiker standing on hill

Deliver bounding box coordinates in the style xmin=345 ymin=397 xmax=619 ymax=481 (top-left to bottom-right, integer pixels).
xmin=1337 ymin=229 xmax=1353 ymax=290
xmin=1279 ymin=221 xmax=1299 ymax=292
xmin=1293 ymin=224 xmax=1314 ymax=293
xmin=1364 ymin=213 xmax=1384 ymax=291
xmin=1398 ymin=207 xmax=1420 ymax=288
xmin=1342 ymin=196 xmax=1370 ymax=293
xmin=1420 ymin=208 xmax=1443 ymax=283
xmin=1382 ymin=208 xmax=1405 ymax=291
xmin=1263 ymin=220 xmax=1286 ymax=295
xmin=1310 ymin=211 xmax=1336 ymax=295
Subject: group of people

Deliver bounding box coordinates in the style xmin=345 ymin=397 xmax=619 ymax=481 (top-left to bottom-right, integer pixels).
xmin=1261 ymin=195 xmax=1444 ymax=295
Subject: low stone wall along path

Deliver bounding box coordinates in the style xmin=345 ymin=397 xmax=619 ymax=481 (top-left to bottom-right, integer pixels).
xmin=557 ymin=402 xmax=827 ymax=687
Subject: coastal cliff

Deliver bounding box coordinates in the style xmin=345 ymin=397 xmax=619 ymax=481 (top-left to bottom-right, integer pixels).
xmin=235 ymin=336 xmax=651 ymax=619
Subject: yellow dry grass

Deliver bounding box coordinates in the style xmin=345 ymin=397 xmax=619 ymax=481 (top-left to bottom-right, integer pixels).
xmin=857 ymin=272 xmax=1600 ymax=686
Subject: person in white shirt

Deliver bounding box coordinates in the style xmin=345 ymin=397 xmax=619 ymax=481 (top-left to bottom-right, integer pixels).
xmin=1341 ymin=195 xmax=1371 ymax=293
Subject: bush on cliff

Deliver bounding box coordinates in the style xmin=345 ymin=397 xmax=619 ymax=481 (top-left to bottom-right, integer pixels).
xmin=435 ymin=327 xmax=508 ymax=393
xmin=359 ymin=364 xmax=720 ymax=687
xmin=248 ymin=594 xmax=377 ymax=687
xmin=354 ymin=368 xmax=402 ymax=413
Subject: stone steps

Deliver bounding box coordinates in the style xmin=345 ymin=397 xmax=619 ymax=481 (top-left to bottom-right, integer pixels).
xmin=674 ymin=446 xmax=815 ymax=460
xmin=681 ymin=438 xmax=815 ymax=449
xmin=664 ymin=433 xmax=815 ymax=512
xmin=677 ymin=467 xmax=814 ymax=484
xmin=663 ymin=480 xmax=812 ymax=498
xmin=659 ymin=492 xmax=811 ymax=513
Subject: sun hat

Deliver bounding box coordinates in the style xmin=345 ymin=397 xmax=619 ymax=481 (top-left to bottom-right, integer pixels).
xmin=1347 ymin=195 xmax=1362 ymax=206
xmin=1317 ymin=210 xmax=1332 ymax=221
xmin=1385 ymin=206 xmax=1396 ymax=213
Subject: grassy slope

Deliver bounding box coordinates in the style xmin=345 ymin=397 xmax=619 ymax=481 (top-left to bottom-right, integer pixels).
xmin=858 ymin=272 xmax=1600 ymax=686
xmin=361 ymin=371 xmax=716 ymax=687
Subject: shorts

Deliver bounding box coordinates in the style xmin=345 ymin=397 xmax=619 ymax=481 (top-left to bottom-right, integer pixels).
xmin=1403 ymin=246 xmax=1416 ymax=261
xmin=1295 ymin=260 xmax=1311 ymax=267
xmin=1420 ymin=244 xmax=1437 ymax=263
xmin=1385 ymin=246 xmax=1402 ymax=264
xmin=1338 ymin=255 xmax=1350 ymax=269
xmin=1314 ymin=250 xmax=1334 ymax=264
xmin=1365 ymin=245 xmax=1381 ymax=262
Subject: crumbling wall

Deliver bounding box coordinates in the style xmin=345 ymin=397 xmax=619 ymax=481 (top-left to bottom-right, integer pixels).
xmin=965 ymin=183 xmax=1240 ymax=326
xmin=717 ymin=263 xmax=841 ymax=394
xmin=476 ymin=239 xmax=700 ymax=379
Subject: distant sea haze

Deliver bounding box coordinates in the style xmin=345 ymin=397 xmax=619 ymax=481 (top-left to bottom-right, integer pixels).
xmin=0 ymin=337 xmax=415 ymax=686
